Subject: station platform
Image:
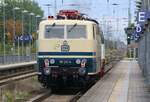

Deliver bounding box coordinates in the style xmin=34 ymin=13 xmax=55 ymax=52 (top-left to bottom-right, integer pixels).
xmin=78 ymin=59 xmax=150 ymax=102
xmin=0 ymin=61 xmax=36 ymax=70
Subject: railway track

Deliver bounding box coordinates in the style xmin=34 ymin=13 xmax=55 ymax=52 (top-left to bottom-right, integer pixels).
xmin=0 ymin=71 xmax=37 ymax=86
xmin=27 ymin=90 xmax=51 ymax=102
xmin=26 ymin=58 xmax=121 ymax=102
xmin=0 ymin=61 xmax=36 ymax=79
xmin=0 ymin=59 xmax=119 ymax=102
xmin=0 ymin=69 xmax=35 ymax=80
xmin=27 ymin=89 xmax=83 ymax=102
xmin=0 ymin=55 xmax=122 ymax=102
xmin=27 ymin=81 xmax=95 ymax=102
xmin=0 ymin=61 xmax=37 ymax=86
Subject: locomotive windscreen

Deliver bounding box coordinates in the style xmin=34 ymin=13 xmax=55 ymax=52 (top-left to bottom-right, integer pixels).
xmin=44 ymin=24 xmax=87 ymax=39
xmin=67 ymin=25 xmax=87 ymax=39
xmin=45 ymin=25 xmax=64 ymax=39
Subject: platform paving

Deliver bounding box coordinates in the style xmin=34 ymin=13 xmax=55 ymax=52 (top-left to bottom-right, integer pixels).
xmin=78 ymin=59 xmax=150 ymax=102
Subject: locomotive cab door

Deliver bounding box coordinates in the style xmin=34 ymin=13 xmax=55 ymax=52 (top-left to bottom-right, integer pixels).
xmin=93 ymin=24 xmax=101 ymax=74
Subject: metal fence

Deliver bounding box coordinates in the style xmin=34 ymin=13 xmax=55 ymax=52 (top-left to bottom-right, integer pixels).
xmin=0 ymin=53 xmax=36 ymax=65
xmin=138 ymin=28 xmax=150 ymax=85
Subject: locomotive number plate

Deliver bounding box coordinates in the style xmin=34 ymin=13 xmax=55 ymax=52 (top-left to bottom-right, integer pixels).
xmin=61 ymin=40 xmax=70 ymax=52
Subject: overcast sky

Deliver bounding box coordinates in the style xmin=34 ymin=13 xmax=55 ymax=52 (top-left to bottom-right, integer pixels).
xmin=35 ymin=0 xmax=135 ymax=42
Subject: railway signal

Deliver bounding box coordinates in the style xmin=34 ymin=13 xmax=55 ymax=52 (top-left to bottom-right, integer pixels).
xmin=127 ymin=34 xmax=131 ymax=44
xmin=125 ymin=27 xmax=133 ymax=45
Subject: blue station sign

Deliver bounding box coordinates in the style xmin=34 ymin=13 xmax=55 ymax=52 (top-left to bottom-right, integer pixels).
xmin=133 ymin=11 xmax=150 ymax=40
xmin=15 ymin=34 xmax=32 ymax=42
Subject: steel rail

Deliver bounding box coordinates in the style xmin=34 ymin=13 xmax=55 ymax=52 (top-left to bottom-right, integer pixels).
xmin=0 ymin=61 xmax=37 ymax=81
xmin=0 ymin=72 xmax=37 ymax=86
xmin=27 ymin=90 xmax=51 ymax=102
xmin=25 ymin=55 xmax=122 ymax=102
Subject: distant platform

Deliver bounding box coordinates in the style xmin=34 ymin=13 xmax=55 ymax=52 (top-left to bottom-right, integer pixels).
xmin=0 ymin=61 xmax=36 ymax=70
xmin=78 ymin=60 xmax=150 ymax=102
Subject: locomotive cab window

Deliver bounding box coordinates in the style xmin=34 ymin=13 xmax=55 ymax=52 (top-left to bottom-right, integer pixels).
xmin=93 ymin=25 xmax=96 ymax=39
xmin=45 ymin=25 xmax=64 ymax=39
xmin=67 ymin=25 xmax=87 ymax=39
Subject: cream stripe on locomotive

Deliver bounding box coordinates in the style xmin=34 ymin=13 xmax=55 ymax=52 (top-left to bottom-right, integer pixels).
xmin=38 ymin=56 xmax=96 ymax=58
xmin=37 ymin=40 xmax=97 ymax=52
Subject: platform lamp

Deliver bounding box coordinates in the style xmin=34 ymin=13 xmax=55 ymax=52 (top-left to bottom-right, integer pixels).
xmin=29 ymin=12 xmax=35 ymax=60
xmin=112 ymin=3 xmax=120 ymax=49
xmin=2 ymin=0 xmax=7 ymax=64
xmin=44 ymin=4 xmax=52 ymax=16
xmin=21 ymin=10 xmax=28 ymax=58
xmin=13 ymin=7 xmax=20 ymax=55
xmin=35 ymin=15 xmax=41 ymax=58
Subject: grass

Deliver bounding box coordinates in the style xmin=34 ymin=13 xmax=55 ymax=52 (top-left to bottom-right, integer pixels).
xmin=2 ymin=90 xmax=30 ymax=102
xmin=3 ymin=90 xmax=14 ymax=102
xmin=16 ymin=91 xmax=30 ymax=100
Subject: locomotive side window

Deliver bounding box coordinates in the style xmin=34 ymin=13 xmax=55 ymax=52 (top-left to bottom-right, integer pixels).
xmin=45 ymin=25 xmax=64 ymax=39
xmin=67 ymin=25 xmax=87 ymax=39
xmin=93 ymin=25 xmax=96 ymax=39
xmin=94 ymin=25 xmax=101 ymax=45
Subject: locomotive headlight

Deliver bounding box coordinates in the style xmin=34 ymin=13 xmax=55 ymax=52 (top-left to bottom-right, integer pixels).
xmin=44 ymin=59 xmax=49 ymax=67
xmin=50 ymin=59 xmax=55 ymax=64
xmin=78 ymin=68 xmax=86 ymax=76
xmin=76 ymin=59 xmax=81 ymax=64
xmin=80 ymin=59 xmax=87 ymax=68
xmin=82 ymin=59 xmax=87 ymax=63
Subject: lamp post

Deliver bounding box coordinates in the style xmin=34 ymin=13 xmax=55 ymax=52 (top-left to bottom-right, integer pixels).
xmin=13 ymin=7 xmax=20 ymax=55
xmin=44 ymin=4 xmax=52 ymax=17
xmin=29 ymin=12 xmax=35 ymax=59
xmin=45 ymin=0 xmax=57 ymax=17
xmin=21 ymin=10 xmax=28 ymax=58
xmin=35 ymin=15 xmax=41 ymax=31
xmin=35 ymin=15 xmax=41 ymax=58
xmin=35 ymin=15 xmax=41 ymax=40
xmin=2 ymin=0 xmax=6 ymax=64
xmin=54 ymin=0 xmax=57 ymax=16
xmin=65 ymin=3 xmax=90 ymax=14
xmin=112 ymin=3 xmax=120 ymax=49
xmin=112 ymin=3 xmax=119 ymax=15
xmin=65 ymin=3 xmax=81 ymax=11
xmin=128 ymin=0 xmax=131 ymax=26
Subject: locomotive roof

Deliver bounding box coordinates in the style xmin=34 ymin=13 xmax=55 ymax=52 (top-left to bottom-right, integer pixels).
xmin=40 ymin=19 xmax=98 ymax=25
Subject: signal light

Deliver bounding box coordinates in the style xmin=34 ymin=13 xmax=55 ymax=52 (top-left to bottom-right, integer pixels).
xmin=44 ymin=59 xmax=49 ymax=67
xmin=50 ymin=59 xmax=55 ymax=64
xmin=76 ymin=59 xmax=81 ymax=64
xmin=127 ymin=35 xmax=131 ymax=45
xmin=48 ymin=16 xmax=54 ymax=20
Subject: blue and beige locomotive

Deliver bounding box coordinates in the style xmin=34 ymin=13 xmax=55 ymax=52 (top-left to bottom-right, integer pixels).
xmin=37 ymin=10 xmax=105 ymax=88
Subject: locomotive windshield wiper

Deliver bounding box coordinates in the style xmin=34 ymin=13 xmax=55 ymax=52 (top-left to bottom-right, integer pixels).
xmin=68 ymin=23 xmax=77 ymax=32
xmin=47 ymin=23 xmax=56 ymax=33
xmin=52 ymin=23 xmax=56 ymax=27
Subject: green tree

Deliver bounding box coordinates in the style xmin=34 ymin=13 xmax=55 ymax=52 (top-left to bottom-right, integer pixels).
xmin=0 ymin=0 xmax=43 ymax=54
